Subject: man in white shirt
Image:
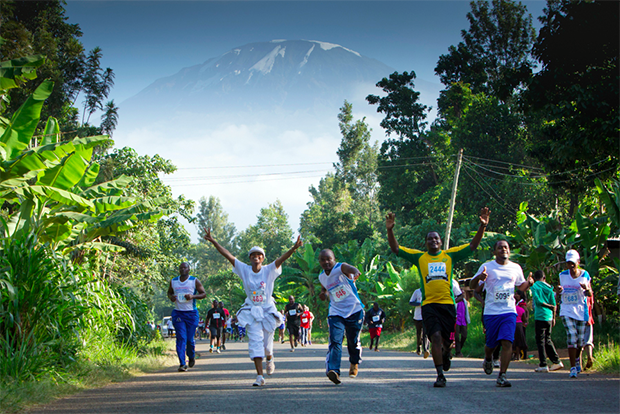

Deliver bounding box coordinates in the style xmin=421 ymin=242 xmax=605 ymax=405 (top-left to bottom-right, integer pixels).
xmin=470 ymin=240 xmax=533 ymax=387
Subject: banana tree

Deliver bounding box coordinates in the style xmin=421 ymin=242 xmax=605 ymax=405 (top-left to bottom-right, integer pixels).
xmin=279 ymin=243 xmax=328 ymax=326
xmin=0 ymin=59 xmax=169 ymax=256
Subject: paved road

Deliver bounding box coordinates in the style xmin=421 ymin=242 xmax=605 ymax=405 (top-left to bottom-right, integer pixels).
xmin=32 ymin=340 xmax=619 ymax=414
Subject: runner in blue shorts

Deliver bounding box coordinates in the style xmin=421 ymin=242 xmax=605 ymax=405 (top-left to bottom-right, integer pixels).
xmin=470 ymin=240 xmax=533 ymax=387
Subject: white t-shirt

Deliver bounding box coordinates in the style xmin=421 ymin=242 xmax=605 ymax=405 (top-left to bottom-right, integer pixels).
xmin=319 ymin=263 xmax=363 ymax=318
xmin=476 ymin=260 xmax=525 ymax=316
xmin=410 ymin=289 xmax=423 ymax=320
xmin=233 ymin=259 xmax=281 ymax=307
xmin=559 ymin=269 xmax=590 ymax=321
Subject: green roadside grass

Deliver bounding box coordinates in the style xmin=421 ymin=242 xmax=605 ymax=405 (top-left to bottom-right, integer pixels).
xmin=0 ymin=338 xmax=176 ymax=414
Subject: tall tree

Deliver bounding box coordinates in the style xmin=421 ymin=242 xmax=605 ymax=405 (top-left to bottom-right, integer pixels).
xmin=193 ymin=196 xmax=237 ymax=274
xmin=237 ymin=200 xmax=293 ymax=262
xmin=301 ymin=102 xmax=380 ymax=247
xmin=525 ymin=0 xmax=619 ymax=213
xmin=366 ymin=71 xmax=443 ymax=225
xmin=434 ymin=0 xmax=536 ymax=102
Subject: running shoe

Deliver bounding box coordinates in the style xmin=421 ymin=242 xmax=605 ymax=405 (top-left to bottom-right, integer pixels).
xmin=216 ymin=348 xmax=221 ymax=354
xmin=327 ymin=370 xmax=341 ymax=385
xmin=534 ymin=366 xmax=549 ymax=373
xmin=290 ymin=348 xmax=295 ymax=352
xmin=549 ymin=362 xmax=564 ymax=371
xmin=569 ymin=367 xmax=578 ymax=378
xmin=496 ymin=373 xmax=511 ymax=387
xmin=369 ymin=346 xmax=373 ymax=351
xmin=266 ymin=358 xmax=275 ymax=375
xmin=575 ymin=358 xmax=582 ymax=373
xmin=416 ymin=349 xmax=421 ymax=355
xmin=188 ymin=358 xmax=195 ymax=368
xmin=178 ymin=365 xmax=188 ymax=372
xmin=423 ymin=350 xmax=430 ymax=359
xmin=349 ymin=363 xmax=358 ymax=378
xmin=222 ymin=345 xmax=226 ymax=351
xmin=483 ymin=359 xmax=494 ymax=375
xmin=493 ymin=359 xmax=500 ymax=368
xmin=433 ymin=375 xmax=447 ymax=388
xmin=442 ymin=351 xmax=451 ymax=372
xmin=253 ymin=375 xmax=266 ymax=386
xmin=209 ymin=348 xmax=213 ymax=353
xmin=585 ymin=359 xmax=593 ymax=370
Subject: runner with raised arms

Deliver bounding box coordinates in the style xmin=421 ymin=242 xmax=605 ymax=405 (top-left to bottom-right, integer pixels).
xmin=318 ymin=249 xmax=365 ymax=385
xmin=203 ymin=228 xmax=302 ymax=387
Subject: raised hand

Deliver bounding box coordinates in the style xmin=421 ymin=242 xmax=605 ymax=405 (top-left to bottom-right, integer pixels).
xmin=203 ymin=227 xmax=214 ymax=243
xmin=479 ymin=207 xmax=490 ymax=227
xmin=386 ymin=212 xmax=396 ymax=230
xmin=293 ymin=235 xmax=303 ymax=250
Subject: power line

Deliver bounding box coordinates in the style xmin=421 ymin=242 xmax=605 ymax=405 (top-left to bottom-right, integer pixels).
xmin=163 ymin=169 xmax=330 ymax=182
xmin=168 ymin=173 xmax=327 ymax=187
xmin=462 ymin=167 xmax=517 ymax=216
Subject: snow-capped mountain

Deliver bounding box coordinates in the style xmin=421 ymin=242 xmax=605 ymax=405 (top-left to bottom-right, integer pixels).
xmin=121 ymin=39 xmax=395 ymax=115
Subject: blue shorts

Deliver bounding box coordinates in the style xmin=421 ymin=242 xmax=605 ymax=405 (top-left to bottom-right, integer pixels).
xmin=484 ymin=313 xmax=517 ymax=348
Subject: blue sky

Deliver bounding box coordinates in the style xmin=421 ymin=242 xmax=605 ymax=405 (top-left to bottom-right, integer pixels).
xmin=63 ymin=1 xmax=548 ymax=240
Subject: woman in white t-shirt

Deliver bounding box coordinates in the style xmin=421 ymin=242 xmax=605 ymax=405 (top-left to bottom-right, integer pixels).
xmin=558 ymin=249 xmax=592 ymax=378
xmin=203 ymin=228 xmax=302 ymax=387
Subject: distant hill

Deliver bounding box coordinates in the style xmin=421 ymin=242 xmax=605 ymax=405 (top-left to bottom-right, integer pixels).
xmin=121 ymin=39 xmax=395 ymax=118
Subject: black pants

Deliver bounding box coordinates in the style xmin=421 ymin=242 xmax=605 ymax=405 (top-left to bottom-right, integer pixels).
xmin=535 ymin=320 xmax=560 ymax=367
xmin=455 ymin=324 xmax=467 ymax=355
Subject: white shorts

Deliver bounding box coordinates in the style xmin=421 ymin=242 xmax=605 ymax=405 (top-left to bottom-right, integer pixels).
xmin=246 ymin=320 xmax=274 ymax=360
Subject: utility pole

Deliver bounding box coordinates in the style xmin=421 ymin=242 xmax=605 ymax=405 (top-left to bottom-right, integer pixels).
xmin=445 ymin=149 xmax=463 ymax=249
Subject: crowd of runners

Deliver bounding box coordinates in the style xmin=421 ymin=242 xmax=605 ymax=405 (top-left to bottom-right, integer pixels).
xmin=164 ymin=207 xmax=599 ymax=388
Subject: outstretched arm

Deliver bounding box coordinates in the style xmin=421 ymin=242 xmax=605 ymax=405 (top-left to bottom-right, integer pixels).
xmin=469 ymin=207 xmax=490 ymax=251
xmin=275 ymin=236 xmax=303 ymax=268
xmin=341 ymin=263 xmax=361 ymax=281
xmin=203 ymin=227 xmax=236 ymax=266
xmin=386 ymin=213 xmax=399 ymax=254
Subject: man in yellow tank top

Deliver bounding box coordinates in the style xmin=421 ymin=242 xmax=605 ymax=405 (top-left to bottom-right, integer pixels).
xmin=386 ymin=207 xmax=490 ymax=388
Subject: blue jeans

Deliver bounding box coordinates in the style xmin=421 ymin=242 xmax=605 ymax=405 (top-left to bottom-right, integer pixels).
xmin=171 ymin=309 xmax=199 ymax=366
xmin=326 ymin=309 xmax=364 ymax=375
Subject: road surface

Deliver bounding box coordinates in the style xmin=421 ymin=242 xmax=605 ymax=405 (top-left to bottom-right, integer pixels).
xmin=32 ymin=340 xmax=619 ymax=414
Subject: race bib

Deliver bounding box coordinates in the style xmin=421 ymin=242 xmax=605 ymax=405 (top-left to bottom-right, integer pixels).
xmin=213 ymin=313 xmax=220 ymax=319
xmin=563 ymin=287 xmax=580 ymax=305
xmin=288 ymin=309 xmax=297 ymax=316
xmin=328 ymin=283 xmax=352 ymax=303
xmin=250 ymin=289 xmax=265 ymax=306
xmin=372 ymin=315 xmax=380 ymax=322
xmin=301 ymin=318 xmax=308 ymax=323
xmin=427 ymin=262 xmax=448 ymax=281
xmin=491 ymin=288 xmax=513 ymax=304
xmin=176 ymin=288 xmax=191 ymax=303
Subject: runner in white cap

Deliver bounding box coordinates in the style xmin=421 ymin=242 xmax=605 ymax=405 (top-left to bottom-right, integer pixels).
xmin=203 ymin=228 xmax=302 ymax=386
xmin=558 ymin=249 xmax=592 ymax=378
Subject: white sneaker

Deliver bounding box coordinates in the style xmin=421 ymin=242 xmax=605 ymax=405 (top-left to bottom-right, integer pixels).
xmin=549 ymin=362 xmax=564 ymax=371
xmin=535 ymin=366 xmax=549 ymax=373
xmin=266 ymin=358 xmax=275 ymax=375
xmin=216 ymin=348 xmax=221 ymax=354
xmin=253 ymin=375 xmax=266 ymax=386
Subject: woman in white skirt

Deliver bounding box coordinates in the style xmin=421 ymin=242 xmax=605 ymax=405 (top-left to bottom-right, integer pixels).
xmin=203 ymin=228 xmax=302 ymax=386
